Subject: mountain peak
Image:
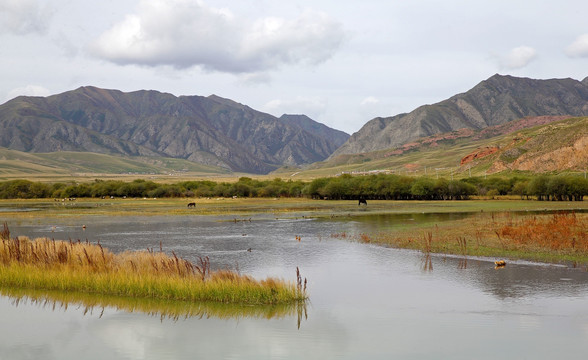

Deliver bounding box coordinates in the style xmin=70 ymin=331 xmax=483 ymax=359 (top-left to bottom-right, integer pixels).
xmin=332 ymin=74 xmax=588 ymax=156
xmin=0 ymin=86 xmax=347 ymax=174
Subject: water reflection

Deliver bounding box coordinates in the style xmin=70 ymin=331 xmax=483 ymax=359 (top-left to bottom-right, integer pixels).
xmin=422 ymin=253 xmax=588 ymax=301
xmin=2 ymin=213 xmax=588 ymax=359
xmin=0 ymin=287 xmax=307 ymax=325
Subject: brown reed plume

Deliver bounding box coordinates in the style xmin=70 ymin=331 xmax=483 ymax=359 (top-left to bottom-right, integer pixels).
xmin=195 ymin=256 xmax=210 ymax=281
xmin=423 ymin=231 xmax=433 ymax=254
xmin=1 ymin=222 xmax=9 ymax=241
xmin=456 ymin=236 xmax=468 ymax=269
xmin=296 ymin=267 xmax=307 ymax=294
xmin=359 ymin=233 xmax=371 ymax=243
xmin=421 ymin=232 xmax=433 ymax=271
xmin=456 ymin=237 xmax=467 ymax=256
xmin=497 ymin=212 xmax=587 ymax=251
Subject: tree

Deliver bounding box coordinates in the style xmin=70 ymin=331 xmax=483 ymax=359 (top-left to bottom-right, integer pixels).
xmin=512 ymin=180 xmax=530 ymax=200
xmin=527 ymin=176 xmax=549 ymax=200
xmin=303 ymin=178 xmax=330 ymax=199
xmin=410 ymin=177 xmax=436 ymax=200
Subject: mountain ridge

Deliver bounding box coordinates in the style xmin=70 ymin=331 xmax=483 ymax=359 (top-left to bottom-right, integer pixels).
xmin=297 ymin=116 xmax=588 ymax=178
xmin=0 ymin=87 xmax=350 ymax=174
xmin=332 ymin=74 xmax=588 ymax=157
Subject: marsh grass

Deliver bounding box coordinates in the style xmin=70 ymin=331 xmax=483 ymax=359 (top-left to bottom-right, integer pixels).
xmin=4 ymin=198 xmax=587 ymax=220
xmin=1 ymin=222 xmax=9 ymax=240
xmin=0 ymin=233 xmax=307 ymax=305
xmin=496 ymin=212 xmax=588 ymax=251
xmin=360 ymin=212 xmax=588 ymax=266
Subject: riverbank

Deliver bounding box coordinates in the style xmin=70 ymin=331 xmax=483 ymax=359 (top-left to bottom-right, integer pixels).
xmin=345 ymin=211 xmax=588 ymax=266
xmin=1 ymin=197 xmax=587 ymax=217
xmin=2 ymin=197 xmax=587 ymax=265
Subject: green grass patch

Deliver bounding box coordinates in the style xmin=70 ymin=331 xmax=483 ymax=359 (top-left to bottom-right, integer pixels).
xmin=0 ymin=234 xmax=307 ymax=305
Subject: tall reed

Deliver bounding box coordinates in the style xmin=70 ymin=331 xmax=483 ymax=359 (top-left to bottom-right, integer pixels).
xmin=0 ymin=232 xmax=307 ymax=305
xmin=496 ymin=212 xmax=587 ymax=251
xmin=421 ymin=232 xmax=433 ymax=271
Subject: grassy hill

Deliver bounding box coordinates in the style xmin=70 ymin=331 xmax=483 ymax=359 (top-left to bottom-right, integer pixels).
xmin=2 ymin=116 xmax=586 ymax=182
xmin=0 ymin=148 xmax=229 ymax=181
xmin=275 ymin=116 xmax=588 ymax=179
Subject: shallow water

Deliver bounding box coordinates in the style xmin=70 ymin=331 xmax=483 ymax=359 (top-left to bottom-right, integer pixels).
xmin=1 ymin=214 xmax=588 ymax=359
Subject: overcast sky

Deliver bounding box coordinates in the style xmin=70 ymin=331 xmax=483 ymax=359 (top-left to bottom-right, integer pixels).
xmin=1 ymin=0 xmax=588 ymax=134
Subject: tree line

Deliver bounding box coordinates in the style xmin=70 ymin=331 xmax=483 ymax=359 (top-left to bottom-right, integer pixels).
xmin=0 ymin=173 xmax=586 ymax=201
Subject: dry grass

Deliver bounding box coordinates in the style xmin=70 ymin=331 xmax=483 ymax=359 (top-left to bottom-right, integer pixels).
xmin=496 ymin=212 xmax=588 ymax=251
xmin=354 ymin=212 xmax=588 ymax=265
xmin=0 ymin=231 xmax=307 ymax=305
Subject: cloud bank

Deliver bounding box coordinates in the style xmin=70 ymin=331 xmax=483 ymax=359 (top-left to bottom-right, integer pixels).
xmin=566 ymin=34 xmax=588 ymax=58
xmin=0 ymin=0 xmax=51 ymax=35
xmin=500 ymin=46 xmax=537 ymax=69
xmin=7 ymin=85 xmax=51 ymax=99
xmin=360 ymin=96 xmax=379 ymax=106
xmin=90 ymin=0 xmax=345 ymax=74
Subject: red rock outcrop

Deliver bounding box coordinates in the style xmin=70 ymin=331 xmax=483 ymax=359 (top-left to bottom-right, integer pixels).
xmin=460 ymin=146 xmax=499 ymax=165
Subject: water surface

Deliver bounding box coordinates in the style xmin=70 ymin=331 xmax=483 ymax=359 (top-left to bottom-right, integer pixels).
xmin=1 ymin=214 xmax=587 ymax=359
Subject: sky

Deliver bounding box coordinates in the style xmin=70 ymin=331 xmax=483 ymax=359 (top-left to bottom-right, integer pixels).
xmin=1 ymin=0 xmax=588 ymax=134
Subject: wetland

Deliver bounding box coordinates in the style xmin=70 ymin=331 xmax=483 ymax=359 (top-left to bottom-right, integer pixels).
xmin=1 ymin=198 xmax=588 ymax=359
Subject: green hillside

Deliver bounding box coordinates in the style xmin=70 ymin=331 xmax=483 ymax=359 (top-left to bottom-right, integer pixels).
xmin=277 ymin=116 xmax=588 ymax=179
xmin=0 ymin=148 xmax=229 ymax=180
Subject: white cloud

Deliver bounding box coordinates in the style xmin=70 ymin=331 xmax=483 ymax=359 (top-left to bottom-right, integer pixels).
xmin=360 ymin=96 xmax=379 ymax=106
xmin=6 ymin=85 xmax=51 ymax=100
xmin=90 ymin=0 xmax=345 ymax=74
xmin=238 ymin=72 xmax=272 ymax=85
xmin=565 ymin=34 xmax=588 ymax=58
xmin=499 ymin=46 xmax=537 ymax=69
xmin=262 ymin=96 xmax=327 ymax=118
xmin=0 ymin=0 xmax=51 ymax=35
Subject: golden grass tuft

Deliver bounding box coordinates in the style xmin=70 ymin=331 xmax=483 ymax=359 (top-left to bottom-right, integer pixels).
xmin=0 ymin=233 xmax=307 ymax=305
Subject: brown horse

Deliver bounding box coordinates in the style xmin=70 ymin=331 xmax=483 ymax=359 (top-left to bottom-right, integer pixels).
xmin=187 ymin=202 xmax=196 ymax=208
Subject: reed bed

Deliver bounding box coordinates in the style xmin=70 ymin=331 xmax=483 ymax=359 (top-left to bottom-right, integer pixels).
xmin=496 ymin=212 xmax=588 ymax=252
xmin=0 ymin=225 xmax=306 ymax=305
xmin=345 ymin=212 xmax=588 ymax=265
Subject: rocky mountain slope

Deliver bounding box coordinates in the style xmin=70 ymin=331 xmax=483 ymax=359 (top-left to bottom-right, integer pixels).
xmin=278 ymin=114 xmax=349 ymax=149
xmin=301 ymin=116 xmax=588 ymax=177
xmin=332 ymin=74 xmax=588 ymax=157
xmin=0 ymin=87 xmax=348 ymax=174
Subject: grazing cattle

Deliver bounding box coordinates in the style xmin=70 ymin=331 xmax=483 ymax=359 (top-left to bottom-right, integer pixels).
xmin=187 ymin=202 xmax=196 ymax=208
xmin=358 ymin=198 xmax=367 ymax=206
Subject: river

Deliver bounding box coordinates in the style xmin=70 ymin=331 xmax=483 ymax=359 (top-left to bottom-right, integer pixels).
xmin=1 ymin=214 xmax=587 ymax=359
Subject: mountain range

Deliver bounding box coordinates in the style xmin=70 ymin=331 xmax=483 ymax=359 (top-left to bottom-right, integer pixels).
xmin=332 ymin=74 xmax=588 ymax=157
xmin=1 ymin=74 xmax=587 ymax=176
xmin=302 ymin=115 xmax=587 ymax=178
xmin=0 ymin=87 xmax=349 ymax=174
